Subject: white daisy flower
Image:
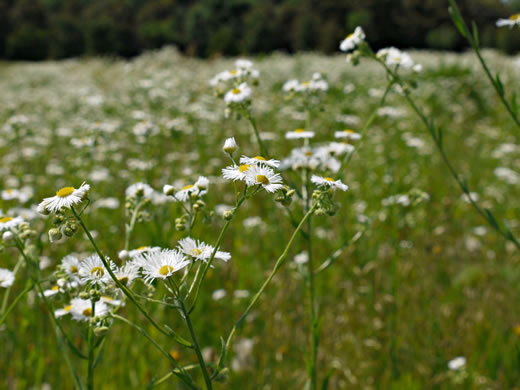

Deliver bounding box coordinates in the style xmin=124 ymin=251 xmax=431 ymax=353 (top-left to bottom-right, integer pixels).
xmin=222 ymin=164 xmax=252 ymax=182
xmin=377 ymin=47 xmax=414 ymax=69
xmin=448 ymin=356 xmax=466 ymax=371
xmin=0 ymin=216 xmax=24 ymax=232
xmin=244 ymin=165 xmax=283 ymax=193
xmin=224 ymin=82 xmax=251 ymax=103
xmin=235 ymin=59 xmax=254 ymax=69
xmin=283 ymin=79 xmax=303 ymax=93
xmin=177 ymin=237 xmax=231 ymax=263
xmin=69 ymin=298 xmax=109 ymax=322
xmin=311 ymin=175 xmax=349 ymax=191
xmin=326 ymin=142 xmax=355 ymax=156
xmin=0 ymin=268 xmax=15 ymax=288
xmin=113 ymin=263 xmax=139 ymax=287
xmin=339 ymin=26 xmax=366 ymax=52
xmin=126 ymin=182 xmax=154 ymax=199
xmin=334 ymin=129 xmax=361 ymax=140
xmin=497 ymin=14 xmax=520 ymax=28
xmin=239 ymin=155 xmax=280 ymax=168
xmin=78 ymin=255 xmax=114 ymax=286
xmin=127 ymin=246 xmax=161 ymax=259
xmin=61 ymin=255 xmax=81 ymax=277
xmin=286 ymin=128 xmax=315 ymax=139
xmin=38 ymin=182 xmax=90 ymax=214
xmin=55 ymin=304 xmax=73 ymax=318
xmin=174 ymin=176 xmax=209 ymax=202
xmin=140 ymin=249 xmax=190 ymax=284
xmin=43 ymin=285 xmax=61 ymax=297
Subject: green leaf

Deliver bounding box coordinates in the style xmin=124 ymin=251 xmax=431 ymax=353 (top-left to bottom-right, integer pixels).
xmin=496 ymin=73 xmax=505 ymax=97
xmin=472 ymin=21 xmax=480 ymax=47
xmin=448 ymin=1 xmax=467 ymax=38
xmin=484 ymin=208 xmax=500 ymax=231
xmin=321 ymin=368 xmax=335 ymax=390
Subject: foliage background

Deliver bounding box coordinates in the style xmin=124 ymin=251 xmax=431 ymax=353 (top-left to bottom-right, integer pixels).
xmin=2 ymin=0 xmax=520 ymax=61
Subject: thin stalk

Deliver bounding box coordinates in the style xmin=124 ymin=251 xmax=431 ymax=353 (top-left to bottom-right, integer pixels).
xmin=188 ymin=195 xmax=247 ymax=311
xmin=215 ymin=204 xmax=317 ymax=376
xmin=111 ymin=313 xmax=198 ymax=389
xmin=373 ymin=56 xmax=520 ymax=250
xmin=178 ymin=299 xmax=213 ymax=390
xmin=0 ymin=256 xmax=25 ymax=315
xmin=71 ymin=206 xmax=194 ymax=346
xmin=86 ymin=301 xmax=95 ymax=390
xmin=0 ymin=281 xmax=33 ymax=325
xmin=124 ymin=199 xmax=146 ymax=251
xmin=242 ymin=106 xmax=270 ymax=157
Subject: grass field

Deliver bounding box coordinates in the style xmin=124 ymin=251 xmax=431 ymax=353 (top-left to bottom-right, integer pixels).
xmin=2 ymin=47 xmax=520 ymax=389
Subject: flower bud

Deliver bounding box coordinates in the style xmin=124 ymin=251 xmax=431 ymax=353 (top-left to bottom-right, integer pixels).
xmin=48 ymin=228 xmax=62 ymax=243
xmin=223 ymin=210 xmax=233 ymax=221
xmin=2 ymin=231 xmax=14 ymax=242
xmin=79 ymin=292 xmax=89 ymax=300
xmin=223 ymin=137 xmax=238 ymax=155
xmin=118 ymin=250 xmax=129 ymax=260
xmin=163 ymin=184 xmax=175 ymax=196
xmin=94 ymin=326 xmax=109 ymax=337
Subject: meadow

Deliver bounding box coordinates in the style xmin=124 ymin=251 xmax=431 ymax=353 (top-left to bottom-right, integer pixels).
xmin=1 ymin=42 xmax=520 ymax=389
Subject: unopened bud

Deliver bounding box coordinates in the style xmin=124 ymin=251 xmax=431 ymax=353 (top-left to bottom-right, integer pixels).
xmin=48 ymin=228 xmax=62 ymax=243
xmin=223 ymin=137 xmax=238 ymax=155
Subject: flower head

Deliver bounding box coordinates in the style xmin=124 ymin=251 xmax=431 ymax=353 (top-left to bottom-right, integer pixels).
xmin=334 ymin=129 xmax=361 ymax=140
xmin=223 ymin=137 xmax=239 ymax=155
xmin=311 ymin=175 xmax=349 ymax=191
xmin=140 ymin=249 xmax=190 ymax=284
xmin=497 ymin=14 xmax=520 ymax=28
xmin=68 ymin=298 xmax=109 ymax=322
xmin=339 ymin=26 xmax=366 ymax=52
xmin=224 ymin=83 xmax=251 ymax=103
xmin=39 ymin=182 xmax=90 ymax=214
xmin=178 ymin=237 xmax=231 ymax=263
xmin=0 ymin=268 xmax=14 ymax=288
xmin=0 ymin=216 xmax=24 ymax=232
xmin=78 ymin=255 xmax=114 ymax=286
xmin=244 ymin=165 xmax=283 ymax=193
xmin=286 ymin=128 xmax=315 ymax=140
xmin=239 ymin=155 xmax=280 ymax=168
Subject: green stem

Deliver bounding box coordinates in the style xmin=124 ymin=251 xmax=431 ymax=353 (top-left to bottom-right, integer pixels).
xmin=179 ymin=299 xmax=213 ymax=390
xmin=0 ymin=281 xmax=33 ymax=326
xmin=242 ymin=106 xmax=269 ymax=157
xmin=215 ymin=204 xmax=317 ymax=376
xmin=111 ymin=313 xmax=198 ymax=389
xmin=124 ymin=199 xmax=146 ymax=251
xmin=0 ymin=256 xmax=25 ymax=316
xmin=86 ymin=301 xmax=95 ymax=390
xmin=188 ymin=195 xmax=247 ymax=311
xmin=71 ymin=206 xmax=194 ymax=346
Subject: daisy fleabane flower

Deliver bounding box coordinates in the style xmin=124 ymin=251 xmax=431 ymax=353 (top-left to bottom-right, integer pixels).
xmin=222 ymin=164 xmax=252 ymax=182
xmin=113 ymin=263 xmax=139 ymax=286
xmin=174 ymin=176 xmax=209 ymax=202
xmin=224 ymin=82 xmax=251 ymax=103
xmin=68 ymin=298 xmax=109 ymax=321
xmin=0 ymin=268 xmax=15 ymax=288
xmin=0 ymin=216 xmax=24 ymax=232
xmin=61 ymin=255 xmax=81 ymax=278
xmin=286 ymin=128 xmax=315 ymax=140
xmin=223 ymin=137 xmax=238 ymax=155
xmin=244 ymin=165 xmax=283 ymax=193
xmin=178 ymin=237 xmax=231 ymax=263
xmin=141 ymin=249 xmax=190 ymax=284
xmin=334 ymin=129 xmax=361 ymax=141
xmin=339 ymin=26 xmax=365 ymax=52
xmin=38 ymin=182 xmax=90 ymax=214
xmin=78 ymin=254 xmax=114 ymax=286
xmin=311 ymin=175 xmax=349 ymax=192
xmin=377 ymin=47 xmax=414 ymax=69
xmin=239 ymin=155 xmax=280 ymax=168
xmin=497 ymin=14 xmax=520 ymax=28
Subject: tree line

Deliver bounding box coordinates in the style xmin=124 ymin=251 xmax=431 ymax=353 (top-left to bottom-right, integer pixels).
xmin=1 ymin=0 xmax=519 ymax=61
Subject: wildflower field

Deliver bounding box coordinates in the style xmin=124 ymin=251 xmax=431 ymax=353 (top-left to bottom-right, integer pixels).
xmin=2 ymin=11 xmax=520 ymax=390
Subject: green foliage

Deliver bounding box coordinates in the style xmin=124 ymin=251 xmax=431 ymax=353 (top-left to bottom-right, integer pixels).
xmin=0 ymin=0 xmax=516 ymax=60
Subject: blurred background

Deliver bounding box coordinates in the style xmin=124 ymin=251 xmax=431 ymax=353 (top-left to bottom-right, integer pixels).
xmin=2 ymin=0 xmax=520 ymax=61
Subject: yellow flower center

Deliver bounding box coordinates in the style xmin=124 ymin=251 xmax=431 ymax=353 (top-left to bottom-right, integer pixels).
xmin=56 ymin=187 xmax=75 ymax=197
xmin=232 ymin=88 xmax=241 ymax=95
xmin=192 ymin=248 xmax=202 ymax=256
xmin=304 ymin=151 xmax=313 ymax=156
xmin=230 ymin=69 xmax=238 ymax=75
xmin=64 ymin=305 xmax=72 ymax=311
xmin=181 ymin=184 xmax=194 ymax=191
xmin=254 ymin=156 xmax=266 ymax=161
xmin=344 ymin=129 xmax=355 ymax=134
xmin=70 ymin=266 xmax=78 ymax=273
xmin=159 ymin=265 xmax=174 ymax=276
xmin=256 ymin=175 xmax=270 ymax=185
xmin=6 ymin=189 xmax=13 ymax=194
xmin=137 ymin=246 xmax=148 ymax=250
xmin=239 ymin=164 xmax=251 ymax=172
xmin=52 ymin=286 xmax=59 ymax=291
xmin=102 ymin=296 xmax=113 ymax=301
xmin=82 ymin=308 xmax=92 ymax=317
xmin=294 ymin=128 xmax=305 ymax=133
xmin=346 ymin=32 xmax=354 ymax=39
xmin=324 ymin=177 xmax=335 ymax=182
xmin=91 ymin=266 xmax=104 ymax=277
xmin=510 ymin=13 xmax=520 ymax=21
xmin=0 ymin=217 xmax=13 ymax=223
xmin=302 ymin=81 xmax=310 ymax=86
